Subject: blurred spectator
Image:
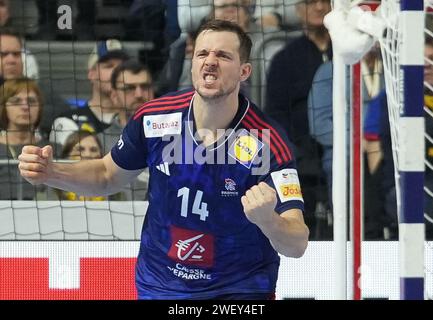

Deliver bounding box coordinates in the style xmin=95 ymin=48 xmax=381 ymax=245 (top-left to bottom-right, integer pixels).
xmin=258 ymin=11 xmax=282 ymax=31
xmin=211 ymin=0 xmax=255 ymax=32
xmin=308 ymin=46 xmax=385 ymax=239
xmin=211 ymin=0 xmax=267 ymax=48
xmin=155 ymin=24 xmax=198 ymax=96
xmin=63 ymin=131 xmax=102 ymax=160
xmin=0 ymin=0 xmax=11 ymax=27
xmin=177 ymin=0 xmax=211 ymax=34
xmin=253 ymin=0 xmax=301 ymax=32
xmin=253 ymin=0 xmax=281 ymax=30
xmin=105 ymin=60 xmax=154 ymax=200
xmin=366 ymin=90 xmax=433 ymax=240
xmin=106 ymin=60 xmax=154 ymax=152
xmin=54 ymin=130 xmax=125 ymax=201
xmin=0 ymin=78 xmax=60 ymax=200
xmin=265 ymin=0 xmax=332 ymax=238
xmin=165 ymin=0 xmax=182 ymax=43
xmin=362 ymin=38 xmax=433 ymax=240
xmin=125 ymin=0 xmax=181 ymax=45
xmin=125 ymin=0 xmax=169 ymax=76
xmin=0 ymin=29 xmax=36 ymax=80
xmin=368 ymin=107 xmax=432 ymax=238
xmin=50 ymin=39 xmax=130 ymax=146
xmin=0 ymin=28 xmax=69 ymax=137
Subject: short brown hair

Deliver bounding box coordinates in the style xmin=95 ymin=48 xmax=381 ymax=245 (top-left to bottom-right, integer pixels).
xmin=0 ymin=78 xmax=43 ymax=129
xmin=194 ymin=19 xmax=252 ymax=63
xmin=61 ymin=130 xmax=103 ymax=159
xmin=0 ymin=27 xmax=23 ymax=48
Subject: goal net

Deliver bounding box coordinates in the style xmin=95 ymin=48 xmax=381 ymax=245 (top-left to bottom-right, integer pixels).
xmin=328 ymin=0 xmax=429 ymax=299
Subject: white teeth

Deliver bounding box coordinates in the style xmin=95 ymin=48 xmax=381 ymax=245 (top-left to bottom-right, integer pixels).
xmin=204 ymin=74 xmax=216 ymax=81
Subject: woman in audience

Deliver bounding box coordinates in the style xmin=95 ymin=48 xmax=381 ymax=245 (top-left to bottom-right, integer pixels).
xmin=55 ymin=130 xmax=125 ymax=201
xmin=0 ymin=78 xmax=59 ymax=199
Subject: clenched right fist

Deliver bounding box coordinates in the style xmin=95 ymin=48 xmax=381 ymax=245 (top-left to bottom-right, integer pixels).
xmin=18 ymin=145 xmax=54 ymax=185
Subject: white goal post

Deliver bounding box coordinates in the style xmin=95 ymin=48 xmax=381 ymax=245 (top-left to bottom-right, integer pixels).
xmin=328 ymin=0 xmax=425 ymax=300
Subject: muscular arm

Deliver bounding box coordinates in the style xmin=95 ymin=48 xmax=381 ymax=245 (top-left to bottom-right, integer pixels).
xmin=18 ymin=145 xmax=142 ymax=196
xmin=256 ymin=208 xmax=309 ymax=258
xmin=241 ymin=182 xmax=309 ymax=258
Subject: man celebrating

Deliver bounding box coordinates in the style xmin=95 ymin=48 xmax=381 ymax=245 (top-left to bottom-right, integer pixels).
xmin=18 ymin=20 xmax=308 ymax=299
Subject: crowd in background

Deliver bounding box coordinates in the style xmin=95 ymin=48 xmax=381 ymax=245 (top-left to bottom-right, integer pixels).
xmin=0 ymin=0 xmax=431 ymax=240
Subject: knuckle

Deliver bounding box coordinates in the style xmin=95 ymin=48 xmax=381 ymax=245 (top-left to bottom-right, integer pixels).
xmin=264 ymin=195 xmax=274 ymax=203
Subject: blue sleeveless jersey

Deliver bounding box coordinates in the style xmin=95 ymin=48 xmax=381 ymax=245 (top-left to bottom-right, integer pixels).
xmin=111 ymin=89 xmax=304 ymax=299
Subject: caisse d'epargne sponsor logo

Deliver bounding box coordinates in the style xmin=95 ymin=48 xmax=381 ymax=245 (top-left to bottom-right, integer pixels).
xmin=167 ymin=225 xmax=214 ymax=280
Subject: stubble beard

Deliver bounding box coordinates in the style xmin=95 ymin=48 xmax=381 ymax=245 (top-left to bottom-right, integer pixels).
xmin=195 ymin=82 xmax=238 ymax=102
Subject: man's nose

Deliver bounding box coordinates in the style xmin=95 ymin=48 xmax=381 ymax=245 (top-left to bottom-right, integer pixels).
xmin=205 ymin=52 xmax=218 ymax=66
xmin=3 ymin=54 xmax=17 ymax=63
xmin=81 ymin=150 xmax=91 ymax=159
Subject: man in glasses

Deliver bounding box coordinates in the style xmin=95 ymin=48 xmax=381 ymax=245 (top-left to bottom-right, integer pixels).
xmin=0 ymin=29 xmax=70 ymax=139
xmin=102 ymin=60 xmax=154 ymax=200
xmin=100 ymin=60 xmax=154 ymax=156
xmin=49 ymin=39 xmax=130 ymax=146
xmin=110 ymin=60 xmax=154 ymax=130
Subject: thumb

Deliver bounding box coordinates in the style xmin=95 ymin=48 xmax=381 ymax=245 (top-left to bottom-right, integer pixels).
xmin=41 ymin=145 xmax=53 ymax=160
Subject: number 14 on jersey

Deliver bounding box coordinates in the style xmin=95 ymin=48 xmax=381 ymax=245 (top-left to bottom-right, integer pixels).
xmin=177 ymin=187 xmax=209 ymax=221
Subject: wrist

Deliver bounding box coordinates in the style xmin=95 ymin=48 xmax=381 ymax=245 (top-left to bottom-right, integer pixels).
xmin=253 ymin=210 xmax=280 ymax=231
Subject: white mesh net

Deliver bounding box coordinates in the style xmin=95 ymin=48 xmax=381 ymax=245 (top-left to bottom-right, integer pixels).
xmin=376 ymin=0 xmax=403 ymax=222
xmin=367 ymin=0 xmax=432 ymax=298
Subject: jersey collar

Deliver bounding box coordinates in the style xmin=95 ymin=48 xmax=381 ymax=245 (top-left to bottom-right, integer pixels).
xmin=187 ymin=93 xmax=250 ymax=151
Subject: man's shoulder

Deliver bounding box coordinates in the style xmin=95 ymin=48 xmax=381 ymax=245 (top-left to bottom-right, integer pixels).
xmin=268 ymin=35 xmax=306 ymax=71
xmin=277 ymin=34 xmax=306 ymax=52
xmin=243 ymin=103 xmax=292 ymax=145
xmin=245 ymin=103 xmax=285 ymax=131
xmin=241 ymin=104 xmax=294 ymax=165
xmin=132 ymin=89 xmax=194 ymax=121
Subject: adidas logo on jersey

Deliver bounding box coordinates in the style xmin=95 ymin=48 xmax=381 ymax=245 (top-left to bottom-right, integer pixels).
xmin=156 ymin=162 xmax=170 ymax=176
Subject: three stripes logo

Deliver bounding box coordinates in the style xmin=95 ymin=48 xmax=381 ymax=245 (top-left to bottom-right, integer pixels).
xmin=156 ymin=162 xmax=170 ymax=176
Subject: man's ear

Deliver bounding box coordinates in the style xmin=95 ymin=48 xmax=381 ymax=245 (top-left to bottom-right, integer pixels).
xmin=240 ymin=63 xmax=252 ymax=82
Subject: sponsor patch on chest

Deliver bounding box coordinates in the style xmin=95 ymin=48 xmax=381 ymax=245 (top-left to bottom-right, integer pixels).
xmin=167 ymin=225 xmax=214 ymax=268
xmin=143 ymin=112 xmax=182 ymax=137
xmin=228 ymin=129 xmax=264 ymax=169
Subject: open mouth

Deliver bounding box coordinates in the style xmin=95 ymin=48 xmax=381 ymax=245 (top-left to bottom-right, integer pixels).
xmin=203 ymin=73 xmax=217 ymax=85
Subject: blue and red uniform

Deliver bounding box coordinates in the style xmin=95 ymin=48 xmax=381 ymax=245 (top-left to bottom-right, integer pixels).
xmin=111 ymin=89 xmax=304 ymax=299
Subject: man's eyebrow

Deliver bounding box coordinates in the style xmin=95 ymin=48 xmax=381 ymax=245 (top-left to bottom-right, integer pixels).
xmin=196 ymin=49 xmax=233 ymax=55
xmin=215 ymin=50 xmax=233 ymax=55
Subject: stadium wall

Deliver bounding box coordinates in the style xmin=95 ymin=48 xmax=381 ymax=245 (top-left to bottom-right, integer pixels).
xmin=1 ymin=241 xmax=432 ymax=300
